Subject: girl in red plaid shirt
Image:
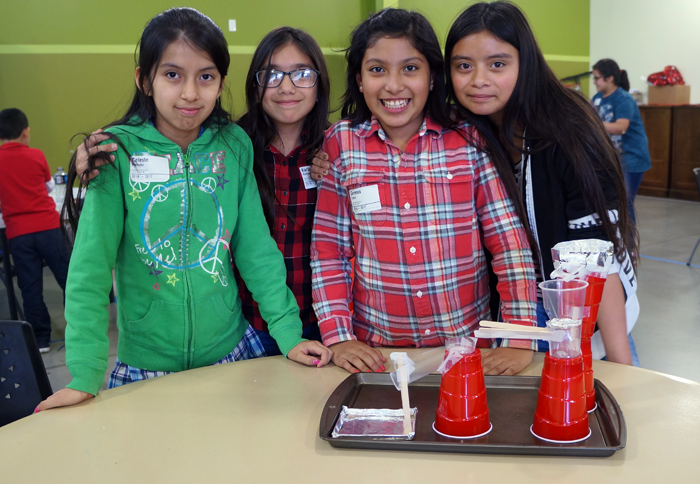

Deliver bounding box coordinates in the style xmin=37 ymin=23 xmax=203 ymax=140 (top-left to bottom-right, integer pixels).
xmin=311 ymin=8 xmax=538 ymax=375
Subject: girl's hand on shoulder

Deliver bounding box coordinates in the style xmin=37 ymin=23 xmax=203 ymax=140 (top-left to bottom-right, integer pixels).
xmin=288 ymin=340 xmax=333 ymax=368
xmin=310 ymin=150 xmax=330 ymax=181
xmin=35 ymin=388 xmax=94 ymax=412
xmin=481 ymin=347 xmax=534 ymax=376
xmin=76 ymin=129 xmax=118 ymax=184
xmin=330 ymin=340 xmax=387 ymax=373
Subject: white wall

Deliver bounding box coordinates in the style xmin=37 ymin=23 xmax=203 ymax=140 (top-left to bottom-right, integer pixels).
xmin=590 ymin=0 xmax=700 ymax=103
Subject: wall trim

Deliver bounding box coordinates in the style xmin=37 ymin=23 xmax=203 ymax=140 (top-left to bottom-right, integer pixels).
xmin=0 ymin=44 xmax=588 ymax=62
xmin=0 ymin=45 xmax=348 ymax=55
xmin=543 ymin=54 xmax=590 ymax=62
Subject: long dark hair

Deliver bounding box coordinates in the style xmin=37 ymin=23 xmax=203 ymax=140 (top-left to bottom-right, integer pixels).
xmin=63 ymin=7 xmax=232 ymax=234
xmin=237 ymin=27 xmax=330 ymax=230
xmin=593 ymin=58 xmax=630 ymax=92
xmin=445 ymin=1 xmax=637 ymax=261
xmin=340 ymin=8 xmax=452 ymax=129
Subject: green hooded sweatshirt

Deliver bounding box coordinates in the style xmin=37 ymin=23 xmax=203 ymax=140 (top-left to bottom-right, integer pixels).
xmin=65 ymin=119 xmax=304 ymax=395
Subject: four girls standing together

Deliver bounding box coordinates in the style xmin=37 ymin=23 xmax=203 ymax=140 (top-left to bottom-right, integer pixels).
xmin=37 ymin=1 xmax=641 ymax=412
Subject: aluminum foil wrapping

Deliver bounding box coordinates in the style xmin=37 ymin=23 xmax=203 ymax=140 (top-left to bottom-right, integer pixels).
xmin=331 ymin=406 xmax=417 ymax=440
xmin=550 ymin=239 xmax=614 ymax=281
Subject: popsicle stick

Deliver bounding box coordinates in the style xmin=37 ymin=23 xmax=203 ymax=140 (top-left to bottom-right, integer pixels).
xmin=474 ymin=328 xmax=566 ymax=342
xmin=397 ymin=355 xmax=411 ymax=435
xmin=479 ymin=320 xmax=550 ymax=332
xmin=479 ymin=320 xmax=547 ymax=331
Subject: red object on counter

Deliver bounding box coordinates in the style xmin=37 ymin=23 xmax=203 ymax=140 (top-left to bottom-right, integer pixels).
xmin=581 ymin=274 xmax=607 ymax=412
xmin=647 ymin=66 xmax=685 ymax=86
xmin=532 ymin=353 xmax=590 ymax=443
xmin=434 ymin=351 xmax=491 ymax=439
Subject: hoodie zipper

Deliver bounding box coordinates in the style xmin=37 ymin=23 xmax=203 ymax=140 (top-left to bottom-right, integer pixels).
xmin=181 ymin=147 xmax=195 ymax=368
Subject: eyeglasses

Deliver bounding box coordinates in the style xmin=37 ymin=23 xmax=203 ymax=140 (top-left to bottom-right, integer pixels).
xmin=593 ymin=76 xmax=603 ymax=81
xmin=255 ymin=68 xmax=320 ymax=88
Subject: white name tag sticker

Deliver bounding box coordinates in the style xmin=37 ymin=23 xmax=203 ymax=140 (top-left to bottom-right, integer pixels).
xmin=593 ymin=98 xmax=601 ymax=106
xmin=130 ymin=154 xmax=170 ymax=182
xmin=299 ymin=166 xmax=318 ymax=190
xmin=350 ymin=185 xmax=381 ymax=214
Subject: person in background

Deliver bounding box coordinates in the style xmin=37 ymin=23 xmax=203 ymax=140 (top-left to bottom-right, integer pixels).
xmin=592 ymin=59 xmax=652 ymax=225
xmin=0 ymin=108 xmax=71 ymax=353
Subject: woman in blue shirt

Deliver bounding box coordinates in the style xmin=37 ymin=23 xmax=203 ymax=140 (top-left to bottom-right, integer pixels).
xmin=591 ymin=59 xmax=652 ymax=225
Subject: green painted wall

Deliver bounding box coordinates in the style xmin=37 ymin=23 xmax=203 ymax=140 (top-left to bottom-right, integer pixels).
xmin=0 ymin=0 xmax=588 ymax=174
xmin=398 ymin=0 xmax=590 ymax=93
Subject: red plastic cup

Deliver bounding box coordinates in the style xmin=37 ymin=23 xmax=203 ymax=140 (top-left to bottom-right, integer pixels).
xmin=580 ymin=338 xmax=596 ymax=411
xmin=580 ymin=273 xmax=606 ymax=412
xmin=434 ymin=351 xmax=491 ymax=439
xmin=531 ymin=353 xmax=590 ymax=443
xmin=581 ymin=274 xmax=606 ymax=337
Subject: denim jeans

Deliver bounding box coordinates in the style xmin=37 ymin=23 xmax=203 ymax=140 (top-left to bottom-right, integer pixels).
xmin=626 ymin=334 xmax=641 ymax=367
xmin=8 ymin=228 xmax=70 ymax=347
xmin=624 ymin=171 xmax=645 ymax=225
xmin=537 ymin=299 xmax=640 ymax=366
xmin=251 ymin=323 xmax=322 ymax=357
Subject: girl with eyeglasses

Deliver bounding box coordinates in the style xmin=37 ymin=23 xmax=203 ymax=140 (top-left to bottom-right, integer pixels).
xmin=74 ymin=26 xmax=332 ymax=357
xmin=235 ymin=27 xmax=332 ymax=355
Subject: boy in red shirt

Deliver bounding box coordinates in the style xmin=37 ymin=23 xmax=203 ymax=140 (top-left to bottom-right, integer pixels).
xmin=0 ymin=108 xmax=70 ymax=352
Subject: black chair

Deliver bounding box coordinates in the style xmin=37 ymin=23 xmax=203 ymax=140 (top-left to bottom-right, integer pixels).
xmin=688 ymin=167 xmax=700 ymax=266
xmin=0 ymin=227 xmax=23 ymax=320
xmin=0 ymin=321 xmax=53 ymax=427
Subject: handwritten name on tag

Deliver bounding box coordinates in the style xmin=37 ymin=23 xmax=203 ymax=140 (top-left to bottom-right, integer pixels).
xmin=299 ymin=166 xmax=318 ymax=190
xmin=350 ymin=185 xmax=381 ymax=214
xmin=130 ymin=154 xmax=170 ymax=182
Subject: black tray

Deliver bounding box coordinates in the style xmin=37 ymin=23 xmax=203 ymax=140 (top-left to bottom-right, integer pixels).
xmin=320 ymin=374 xmax=626 ymax=457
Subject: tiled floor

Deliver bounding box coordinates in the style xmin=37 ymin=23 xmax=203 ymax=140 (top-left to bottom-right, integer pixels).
xmin=0 ymin=268 xmax=119 ymax=392
xmin=631 ymin=196 xmax=700 ymax=381
xmin=1 ymin=195 xmax=699 ymax=390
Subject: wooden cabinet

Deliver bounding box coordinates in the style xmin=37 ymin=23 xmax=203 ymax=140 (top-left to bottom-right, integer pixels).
xmin=638 ymin=106 xmax=672 ymax=197
xmin=638 ymin=105 xmax=700 ymax=201
xmin=670 ymin=106 xmax=700 ymax=201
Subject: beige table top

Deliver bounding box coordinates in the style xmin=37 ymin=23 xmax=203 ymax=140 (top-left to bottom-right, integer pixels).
xmin=2 ymin=349 xmax=699 ymax=483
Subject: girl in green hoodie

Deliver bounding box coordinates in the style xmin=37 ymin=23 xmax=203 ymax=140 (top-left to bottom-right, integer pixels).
xmin=37 ymin=7 xmax=332 ymax=412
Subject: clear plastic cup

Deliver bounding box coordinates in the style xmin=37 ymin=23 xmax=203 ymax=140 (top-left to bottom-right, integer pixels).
xmin=539 ymin=280 xmax=588 ymax=358
xmin=547 ymin=317 xmax=583 ymax=359
xmin=389 ymin=347 xmax=445 ymax=391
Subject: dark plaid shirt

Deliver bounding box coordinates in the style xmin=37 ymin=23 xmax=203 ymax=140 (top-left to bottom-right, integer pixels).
xmin=236 ymin=145 xmax=318 ymax=333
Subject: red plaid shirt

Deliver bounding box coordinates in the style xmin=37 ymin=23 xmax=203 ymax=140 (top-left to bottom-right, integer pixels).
xmin=236 ymin=145 xmax=317 ymax=332
xmin=311 ymin=117 xmax=536 ymax=349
